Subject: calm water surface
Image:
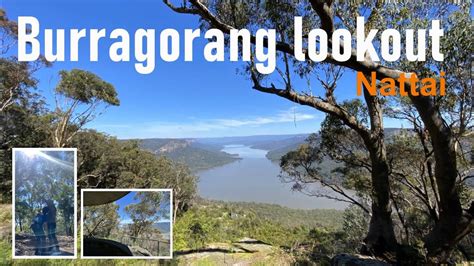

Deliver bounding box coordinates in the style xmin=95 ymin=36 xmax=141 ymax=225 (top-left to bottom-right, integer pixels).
xmin=198 ymin=145 xmax=349 ymax=210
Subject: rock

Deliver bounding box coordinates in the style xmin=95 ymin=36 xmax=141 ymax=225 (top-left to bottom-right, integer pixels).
xmin=234 ymin=238 xmax=273 ymax=253
xmin=129 ymin=245 xmax=153 ymax=256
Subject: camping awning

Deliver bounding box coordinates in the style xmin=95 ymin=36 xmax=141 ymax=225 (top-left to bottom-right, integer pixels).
xmin=83 ymin=191 xmax=129 ymax=206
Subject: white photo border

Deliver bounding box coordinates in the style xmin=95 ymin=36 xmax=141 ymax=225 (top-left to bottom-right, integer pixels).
xmin=80 ymin=188 xmax=173 ymax=260
xmin=12 ymin=147 xmax=78 ymax=259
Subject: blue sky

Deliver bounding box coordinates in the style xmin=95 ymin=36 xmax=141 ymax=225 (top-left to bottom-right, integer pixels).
xmin=115 ymin=191 xmax=171 ymax=224
xmin=3 ymin=0 xmax=407 ymax=138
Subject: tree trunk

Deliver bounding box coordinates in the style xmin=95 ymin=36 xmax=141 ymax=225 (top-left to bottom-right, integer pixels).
xmin=173 ymin=200 xmax=179 ymax=224
xmin=363 ymin=158 xmax=398 ymax=256
xmin=364 ymin=163 xmax=397 ymax=256
xmin=346 ymin=60 xmax=471 ymax=260
xmin=361 ymin=86 xmax=398 ymax=257
xmin=65 ymin=213 xmax=72 ymax=236
xmin=422 ymin=126 xmax=468 ymax=261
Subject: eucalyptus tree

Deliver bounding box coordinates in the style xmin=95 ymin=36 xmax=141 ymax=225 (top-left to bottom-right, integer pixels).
xmin=163 ymin=0 xmax=472 ymax=261
xmin=83 ymin=202 xmax=120 ymax=238
xmin=125 ymin=192 xmax=170 ymax=240
xmin=72 ymin=130 xmax=198 ymax=221
xmin=0 ymin=9 xmax=50 ymax=201
xmin=164 ymin=0 xmax=398 ymax=257
xmin=383 ymin=8 xmax=473 ymax=260
xmin=52 ymin=69 xmax=120 ymax=147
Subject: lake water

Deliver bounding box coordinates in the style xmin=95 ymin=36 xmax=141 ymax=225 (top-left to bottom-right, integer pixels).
xmin=198 ymin=145 xmax=349 ymax=210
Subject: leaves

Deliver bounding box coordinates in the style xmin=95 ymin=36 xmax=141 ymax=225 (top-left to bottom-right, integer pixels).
xmin=56 ymin=69 xmax=119 ymax=106
xmin=125 ymin=191 xmax=170 ymax=238
xmin=83 ymin=203 xmax=120 ymax=237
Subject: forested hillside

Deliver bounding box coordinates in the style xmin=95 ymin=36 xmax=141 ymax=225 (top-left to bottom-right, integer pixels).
xmin=209 ymin=200 xmax=344 ymax=229
xmin=265 ymin=129 xmax=404 ymax=162
xmin=138 ymin=138 xmax=239 ymax=171
xmin=173 ymin=199 xmax=359 ymax=263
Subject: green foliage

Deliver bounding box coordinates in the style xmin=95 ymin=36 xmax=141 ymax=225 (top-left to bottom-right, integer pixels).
xmin=0 ymin=10 xmax=51 ymax=201
xmin=125 ymin=191 xmax=169 ymax=238
xmin=436 ymin=9 xmax=472 ymax=134
xmin=0 ymin=8 xmax=18 ymax=40
xmin=52 ymin=69 xmax=120 ymax=147
xmin=0 ymin=59 xmax=37 ymax=104
xmin=0 ymin=239 xmax=11 ymax=265
xmin=73 ymin=130 xmax=198 ymax=220
xmin=56 ymin=69 xmax=119 ymax=106
xmin=385 ymin=130 xmax=473 ymax=247
xmin=174 ymin=202 xmax=294 ymax=251
xmin=83 ymin=203 xmax=119 ymax=238
xmin=172 ymin=200 xmax=375 ymax=264
xmin=163 ymin=161 xmax=197 ymax=219
xmin=188 ymin=222 xmax=208 ymax=250
xmin=219 ymin=201 xmax=344 ymax=230
xmin=340 ymin=205 xmax=369 ymax=253
xmin=174 ymin=200 xmax=344 ymax=252
xmin=280 ymin=129 xmax=371 ymax=213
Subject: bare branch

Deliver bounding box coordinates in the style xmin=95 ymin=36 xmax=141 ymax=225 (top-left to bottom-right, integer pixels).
xmin=249 ymin=63 xmax=370 ymax=141
xmin=162 ymin=0 xmax=199 ymax=14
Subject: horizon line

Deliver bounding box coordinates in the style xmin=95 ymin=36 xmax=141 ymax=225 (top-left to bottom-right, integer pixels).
xmin=115 ymin=127 xmax=412 ymax=140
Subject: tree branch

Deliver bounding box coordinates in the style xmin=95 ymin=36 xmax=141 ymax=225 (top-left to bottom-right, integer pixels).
xmin=162 ymin=0 xmax=199 ymax=14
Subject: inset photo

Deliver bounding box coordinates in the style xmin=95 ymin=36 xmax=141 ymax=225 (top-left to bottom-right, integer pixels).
xmin=12 ymin=148 xmax=77 ymax=259
xmin=81 ymin=189 xmax=172 ymax=259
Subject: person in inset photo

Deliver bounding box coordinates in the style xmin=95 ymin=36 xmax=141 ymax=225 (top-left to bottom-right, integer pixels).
xmin=30 ymin=209 xmax=46 ymax=255
xmin=13 ymin=149 xmax=76 ymax=257
xmin=45 ymin=199 xmax=59 ymax=253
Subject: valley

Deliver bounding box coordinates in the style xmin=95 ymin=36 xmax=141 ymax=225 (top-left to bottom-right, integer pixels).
xmin=134 ymin=133 xmax=354 ymax=210
xmin=137 ymin=134 xmax=311 ymax=171
xmin=138 ymin=138 xmax=240 ymax=171
xmin=197 ymin=144 xmax=348 ymax=210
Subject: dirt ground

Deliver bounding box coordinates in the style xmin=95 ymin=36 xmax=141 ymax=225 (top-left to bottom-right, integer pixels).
xmin=15 ymin=233 xmax=74 ymax=256
xmin=175 ymin=238 xmax=294 ymax=265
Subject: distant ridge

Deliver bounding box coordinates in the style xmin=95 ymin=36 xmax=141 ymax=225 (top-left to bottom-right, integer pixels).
xmin=130 ymin=129 xmax=411 ymax=171
xmin=136 ymin=138 xmax=239 ymax=171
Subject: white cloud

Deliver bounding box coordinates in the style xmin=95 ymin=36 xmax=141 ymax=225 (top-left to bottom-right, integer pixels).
xmin=92 ymin=107 xmax=319 ymax=138
xmin=146 ymin=107 xmax=316 ymax=133
xmin=214 ymin=107 xmax=315 ymax=127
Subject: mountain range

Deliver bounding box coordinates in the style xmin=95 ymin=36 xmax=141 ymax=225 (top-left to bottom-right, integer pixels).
xmin=132 ymin=129 xmax=408 ymax=172
xmin=136 ymin=138 xmax=238 ymax=171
